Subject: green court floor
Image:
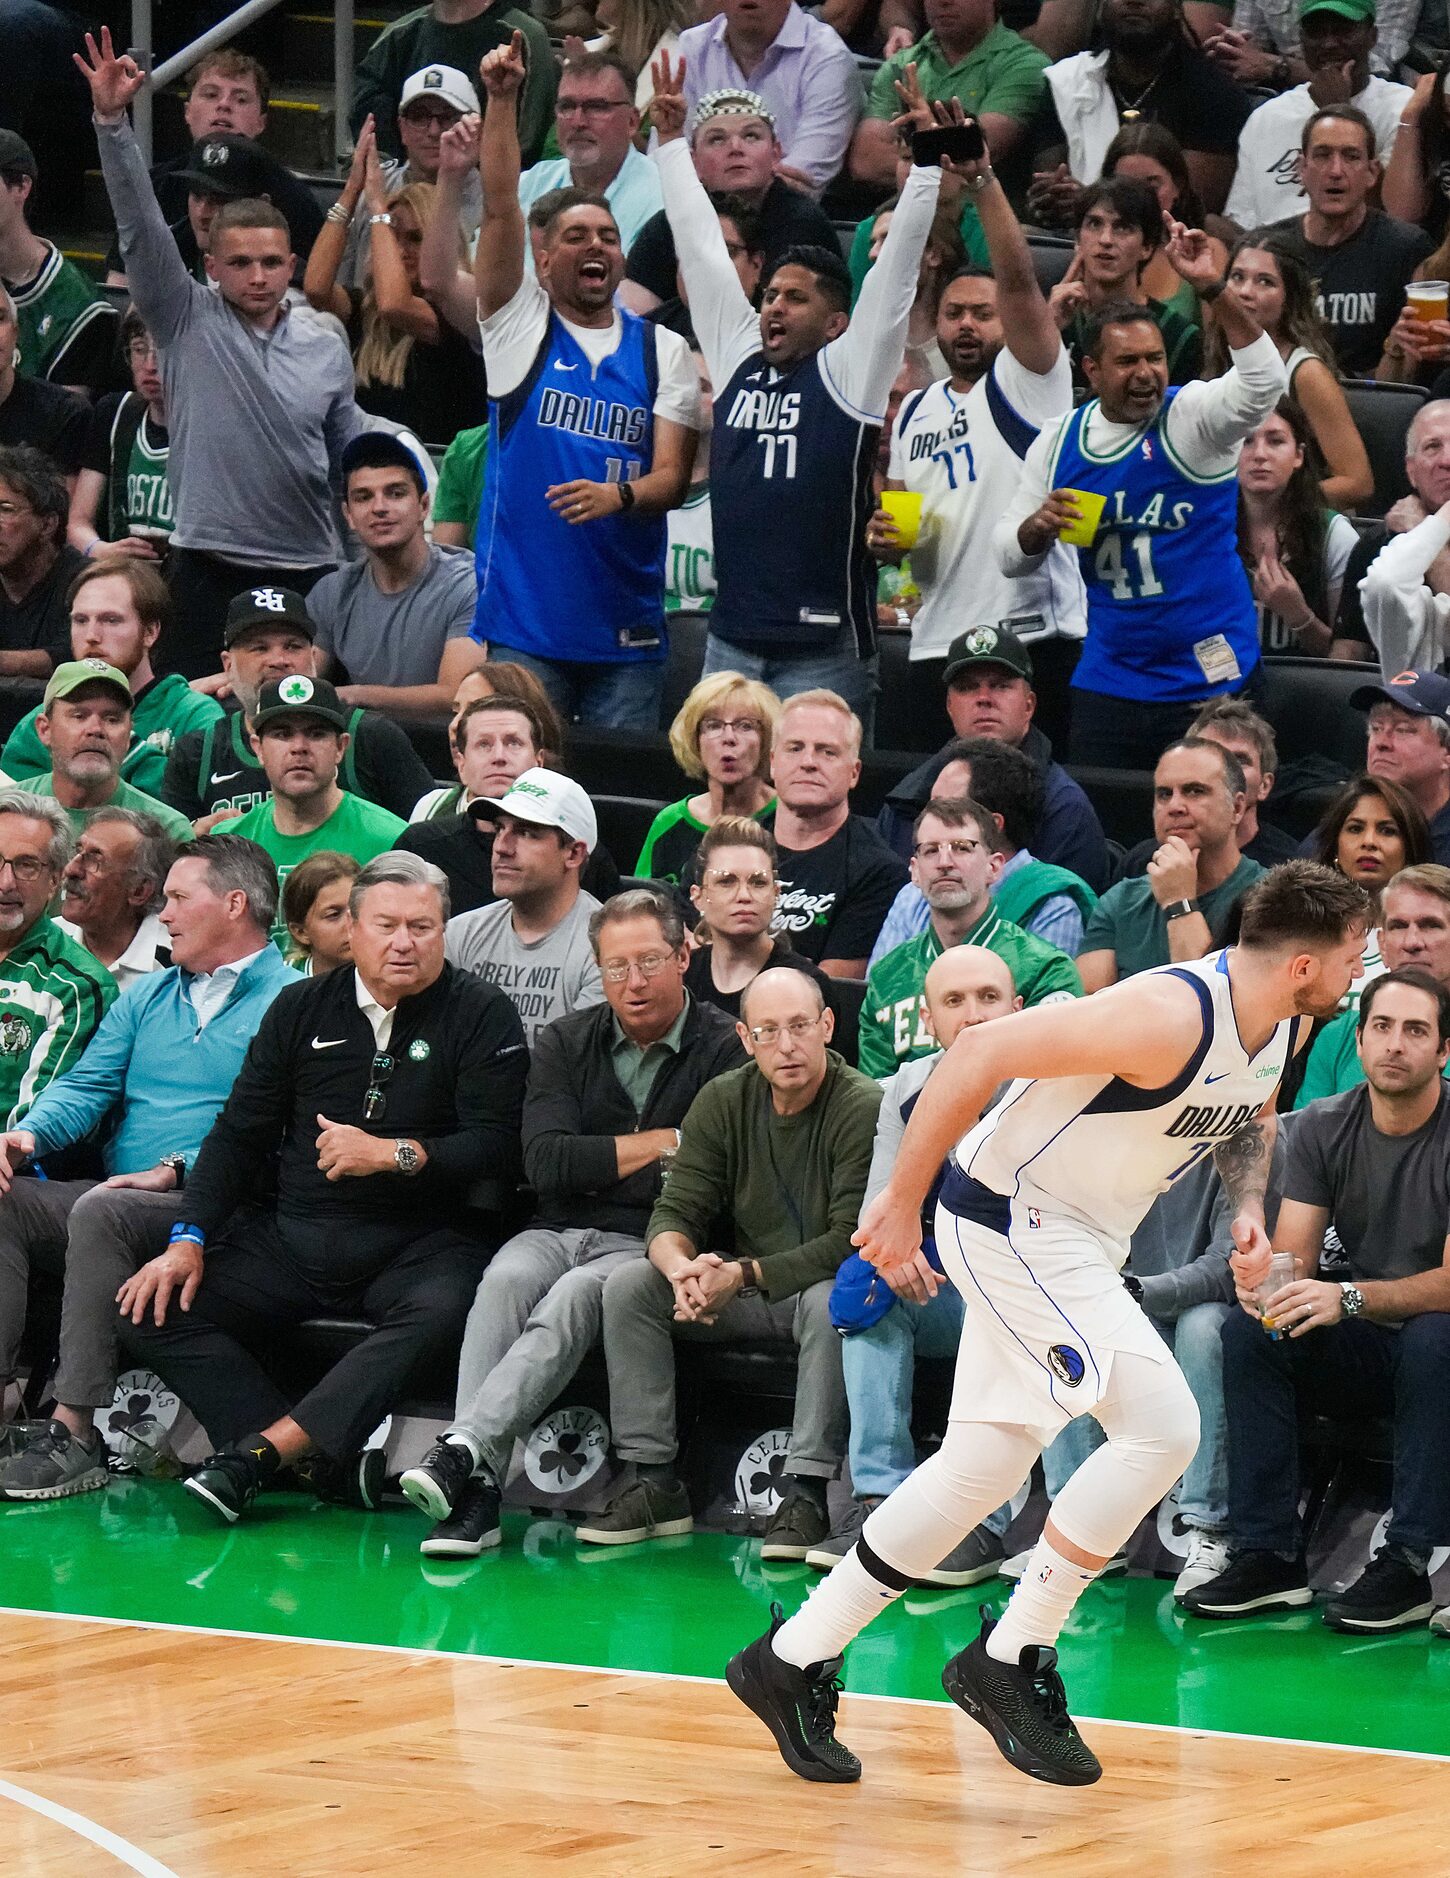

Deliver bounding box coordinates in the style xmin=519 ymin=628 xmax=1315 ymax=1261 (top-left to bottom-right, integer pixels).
xmin=4 ymin=1483 xmax=1448 ymax=1760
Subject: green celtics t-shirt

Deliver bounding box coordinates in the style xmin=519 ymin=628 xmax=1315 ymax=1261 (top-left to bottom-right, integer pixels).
xmin=432 ymin=422 xmax=489 ymax=549
xmin=226 ymin=789 xmax=407 ymax=943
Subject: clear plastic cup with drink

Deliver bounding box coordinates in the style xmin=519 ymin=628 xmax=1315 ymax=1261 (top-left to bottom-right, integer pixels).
xmin=1407 ymin=281 xmax=1449 ymax=323
xmin=1257 ymin=1250 xmax=1296 ymax=1340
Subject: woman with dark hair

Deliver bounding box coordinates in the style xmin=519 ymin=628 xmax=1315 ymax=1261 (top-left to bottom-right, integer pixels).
xmin=1309 ymin=772 xmax=1430 ymax=987
xmin=1102 ymin=122 xmax=1225 ymax=324
xmin=1237 ymin=398 xmax=1363 ymax=658
xmin=1382 ymin=55 xmax=1450 ymax=240
xmin=1209 ymin=231 xmax=1372 ymax=511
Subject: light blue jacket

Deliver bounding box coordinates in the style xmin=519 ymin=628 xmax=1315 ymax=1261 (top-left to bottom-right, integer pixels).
xmin=23 ymin=947 xmax=299 ymax=1176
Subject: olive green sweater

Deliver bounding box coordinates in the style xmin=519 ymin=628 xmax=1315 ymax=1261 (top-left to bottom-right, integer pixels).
xmin=647 ymin=1051 xmax=882 ymax=1301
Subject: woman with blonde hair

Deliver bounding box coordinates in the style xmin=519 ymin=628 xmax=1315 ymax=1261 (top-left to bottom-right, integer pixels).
xmin=304 ymin=116 xmax=485 ymax=450
xmin=635 ymin=671 xmax=780 ymax=883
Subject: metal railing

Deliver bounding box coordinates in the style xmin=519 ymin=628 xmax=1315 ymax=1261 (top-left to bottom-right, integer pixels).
xmin=129 ymin=0 xmax=354 ymax=167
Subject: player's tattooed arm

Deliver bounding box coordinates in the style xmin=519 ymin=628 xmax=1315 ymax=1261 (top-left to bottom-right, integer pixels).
xmin=1213 ymin=1108 xmax=1277 ymax=1215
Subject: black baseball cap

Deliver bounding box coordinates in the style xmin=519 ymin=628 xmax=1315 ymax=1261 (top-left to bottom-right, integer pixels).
xmin=0 ymin=131 xmax=37 ymax=183
xmin=942 ymin=625 xmax=1034 ymax=688
xmin=252 ymin=674 xmax=350 ymax=733
xmin=174 ymin=133 xmax=291 ymax=203
xmin=1349 ymin=670 xmax=1450 ymax=723
xmin=224 ymin=586 xmax=316 ymax=648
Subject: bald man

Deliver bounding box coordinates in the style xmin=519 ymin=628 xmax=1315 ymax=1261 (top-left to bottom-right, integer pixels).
xmin=812 ymin=946 xmax=1023 ymax=1582
xmin=583 ymin=965 xmax=883 ymax=1562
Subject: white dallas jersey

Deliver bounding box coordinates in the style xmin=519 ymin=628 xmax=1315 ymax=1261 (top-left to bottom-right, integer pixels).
xmin=888 ymin=346 xmax=1085 ymax=660
xmin=948 ymin=951 xmax=1303 ymax=1261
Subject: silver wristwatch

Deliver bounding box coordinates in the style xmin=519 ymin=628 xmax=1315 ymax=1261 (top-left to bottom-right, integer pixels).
xmin=1340 ymin=1282 xmax=1365 ymax=1318
xmin=394 ymin=1140 xmax=420 ymax=1175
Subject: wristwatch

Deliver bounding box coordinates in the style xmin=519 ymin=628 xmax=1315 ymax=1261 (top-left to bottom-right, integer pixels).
xmin=617 ymin=480 xmax=636 ymax=513
xmin=158 ymin=1152 xmax=187 ymax=1190
xmin=733 ymin=1258 xmax=761 ymax=1299
xmin=1163 ymin=898 xmax=1201 ymax=921
xmin=1340 ymin=1282 xmax=1365 ymax=1318
xmin=394 ymin=1140 xmax=421 ymax=1175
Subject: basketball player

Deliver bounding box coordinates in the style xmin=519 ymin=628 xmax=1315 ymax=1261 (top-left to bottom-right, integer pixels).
xmin=470 ymin=33 xmax=699 ymax=733
xmin=648 ymin=54 xmax=952 ymax=729
xmin=725 ymin=861 xmax=1368 ymax=1788
xmin=995 ymin=229 xmax=1287 ymax=770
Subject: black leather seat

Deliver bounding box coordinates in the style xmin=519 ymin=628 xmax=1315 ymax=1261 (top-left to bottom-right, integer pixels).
xmin=1258 ymin=656 xmax=1375 ymax=774
xmin=1342 ymin=379 xmax=1427 ymax=519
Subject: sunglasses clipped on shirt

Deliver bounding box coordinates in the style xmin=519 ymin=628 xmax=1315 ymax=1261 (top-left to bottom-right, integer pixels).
xmin=364 ymin=1051 xmax=395 ymax=1123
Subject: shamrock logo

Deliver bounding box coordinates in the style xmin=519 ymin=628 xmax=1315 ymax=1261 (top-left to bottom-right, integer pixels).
xmin=278 ymin=675 xmax=314 ymax=704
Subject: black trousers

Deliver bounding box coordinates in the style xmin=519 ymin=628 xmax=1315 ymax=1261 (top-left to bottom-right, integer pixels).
xmin=1068 ymin=667 xmax=1266 ymax=771
xmin=165 ymin=550 xmax=335 ymax=679
xmin=117 ymin=1208 xmax=486 ymax=1458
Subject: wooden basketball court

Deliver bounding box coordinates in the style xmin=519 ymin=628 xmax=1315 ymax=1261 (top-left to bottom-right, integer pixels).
xmin=6 ymin=1607 xmax=1450 ymax=1878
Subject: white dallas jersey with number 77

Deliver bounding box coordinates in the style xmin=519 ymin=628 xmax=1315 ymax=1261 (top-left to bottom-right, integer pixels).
xmin=948 ymin=951 xmax=1303 ymax=1264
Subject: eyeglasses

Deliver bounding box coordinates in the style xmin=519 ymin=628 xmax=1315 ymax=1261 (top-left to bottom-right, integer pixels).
xmin=600 ymin=951 xmax=677 ymax=984
xmin=913 ymin=838 xmax=982 ymax=862
xmin=0 ymin=854 xmax=49 ymax=883
xmin=68 ymin=847 xmax=115 ymax=875
xmin=703 ymin=869 xmax=773 ymax=893
xmin=700 ymin=717 xmax=760 ymax=738
xmin=400 ymin=104 xmax=459 ymax=125
xmin=557 ymin=96 xmax=629 ymax=118
xmin=748 ymin=1013 xmax=827 ymax=1047
xmin=125 ymin=337 xmax=158 ymax=361
xmin=364 ymin=1051 xmax=395 ymax=1122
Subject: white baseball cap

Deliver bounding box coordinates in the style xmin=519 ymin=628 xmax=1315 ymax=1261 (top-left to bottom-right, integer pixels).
xmin=477 ymin=767 xmax=597 ymax=851
xmin=400 ymin=64 xmax=479 ymax=119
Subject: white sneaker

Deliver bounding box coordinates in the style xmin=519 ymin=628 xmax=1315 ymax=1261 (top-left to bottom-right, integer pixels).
xmin=1431 ymin=1605 xmax=1448 ymax=1637
xmin=1174 ymin=1531 xmax=1233 ymax=1601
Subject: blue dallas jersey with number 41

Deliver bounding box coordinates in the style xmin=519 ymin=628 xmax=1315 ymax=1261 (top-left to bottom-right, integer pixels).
xmin=1046 ymin=389 xmax=1258 ymax=703
xmin=474 ymin=308 xmax=666 ymax=664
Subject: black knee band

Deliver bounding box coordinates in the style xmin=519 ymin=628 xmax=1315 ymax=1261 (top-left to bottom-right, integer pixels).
xmin=856 ymin=1534 xmax=916 ymax=1593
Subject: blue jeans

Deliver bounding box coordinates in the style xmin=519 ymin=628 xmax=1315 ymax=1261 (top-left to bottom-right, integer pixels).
xmin=487 ymin=644 xmax=664 ymax=734
xmin=842 ymin=1287 xmax=963 ymax=1501
xmin=1223 ymin=1306 xmax=1450 ymax=1560
xmin=703 ymin=628 xmax=878 ymax=746
xmin=1165 ymin=1301 xmax=1231 ymax=1531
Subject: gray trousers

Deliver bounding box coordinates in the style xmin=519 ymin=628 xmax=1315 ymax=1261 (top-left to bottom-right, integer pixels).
xmin=0 ymin=1178 xmax=185 ymax=1408
xmin=449 ymin=1225 xmax=646 ymax=1485
xmin=600 ymin=1260 xmax=846 ymax=1479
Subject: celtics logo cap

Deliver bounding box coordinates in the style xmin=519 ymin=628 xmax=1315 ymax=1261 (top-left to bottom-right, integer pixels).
xmin=252 ymin=673 xmax=350 ymax=732
xmin=472 ymin=766 xmax=597 ymax=851
xmin=941 ymin=624 xmax=1034 ymax=688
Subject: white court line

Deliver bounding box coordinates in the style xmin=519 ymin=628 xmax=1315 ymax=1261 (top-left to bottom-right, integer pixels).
xmin=7 ymin=1602 xmax=1450 ymax=1767
xmin=0 ymin=1773 xmax=180 ymax=1877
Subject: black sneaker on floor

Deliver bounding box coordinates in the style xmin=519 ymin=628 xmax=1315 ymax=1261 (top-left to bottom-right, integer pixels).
xmin=761 ymin=1488 xmax=831 ymax=1562
xmin=804 ymin=1495 xmax=883 ymax=1570
xmin=941 ymin=1610 xmax=1102 ymax=1787
xmin=921 ymin=1522 xmax=1006 ymax=1589
xmin=300 ymin=1446 xmax=388 ymax=1511
xmin=183 ymin=1449 xmax=262 ymax=1525
xmin=401 ymin=1437 xmax=476 ymax=1523
xmin=1323 ymin=1549 xmax=1435 ymax=1633
xmin=1178 ymin=1549 xmax=1312 ymax=1619
xmin=576 ymin=1474 xmax=693 ymax=1546
xmin=421 ymin=1477 xmax=502 ymax=1559
xmin=725 ymin=1602 xmax=861 ymax=1784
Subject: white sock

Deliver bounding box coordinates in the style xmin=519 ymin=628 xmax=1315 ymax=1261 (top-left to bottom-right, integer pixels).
xmin=987 ymin=1535 xmax=1098 ymax=1663
xmin=441 ymin=1430 xmax=483 ymax=1471
xmin=772 ymin=1543 xmax=908 ymax=1669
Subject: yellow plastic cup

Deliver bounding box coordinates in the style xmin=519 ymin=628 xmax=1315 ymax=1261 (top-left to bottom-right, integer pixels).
xmin=1058 ymin=488 xmax=1106 ymax=548
xmin=881 ymin=489 xmax=924 ymax=549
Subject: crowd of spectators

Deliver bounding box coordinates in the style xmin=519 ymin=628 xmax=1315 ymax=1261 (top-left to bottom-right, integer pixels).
xmin=0 ymin=0 xmax=1444 ymax=1644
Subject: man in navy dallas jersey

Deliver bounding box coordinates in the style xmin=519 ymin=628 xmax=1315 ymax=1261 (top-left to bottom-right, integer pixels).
xmin=649 ymin=55 xmax=956 ymax=739
xmin=996 ymin=220 xmax=1287 ymax=771
xmin=469 ymin=32 xmax=700 ymax=732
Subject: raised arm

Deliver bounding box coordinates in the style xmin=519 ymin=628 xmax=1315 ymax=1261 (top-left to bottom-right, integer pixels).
xmin=854 ymin=975 xmax=1208 ymax=1271
xmin=475 ymin=32 xmax=530 ymax=322
xmin=971 ymin=155 xmax=1062 ymax=379
xmin=1359 ymin=502 xmax=1450 ymax=676
xmin=360 ymin=132 xmax=441 ymax=342
xmin=303 ymin=119 xmax=372 ymax=324
xmin=651 ymin=52 xmax=760 ymax=393
xmin=1163 ymin=221 xmax=1287 ymax=462
xmin=77 ymin=29 xmax=197 ymax=349
xmin=420 ymin=114 xmax=484 ymax=338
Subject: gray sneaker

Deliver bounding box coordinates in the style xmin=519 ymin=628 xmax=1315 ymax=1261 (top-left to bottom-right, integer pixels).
xmin=804 ymin=1496 xmax=884 ymax=1570
xmin=920 ymin=1523 xmax=1007 ymax=1588
xmin=0 ymin=1418 xmax=45 ymax=1462
xmin=576 ymin=1474 xmax=693 ymax=1546
xmin=0 ymin=1421 xmax=107 ymax=1500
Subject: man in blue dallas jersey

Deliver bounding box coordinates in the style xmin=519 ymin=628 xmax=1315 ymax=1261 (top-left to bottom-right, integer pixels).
xmin=995 ymin=221 xmax=1286 ymax=772
xmin=469 ymin=32 xmax=700 ymax=732
xmin=723 ymin=861 xmax=1368 ymax=1791
xmin=649 ymin=56 xmax=955 ymax=739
